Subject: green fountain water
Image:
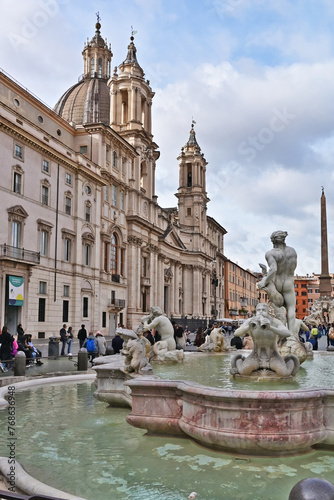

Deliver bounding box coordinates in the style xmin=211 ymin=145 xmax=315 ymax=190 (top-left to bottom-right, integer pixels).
xmin=153 ymin=351 xmax=334 ymax=390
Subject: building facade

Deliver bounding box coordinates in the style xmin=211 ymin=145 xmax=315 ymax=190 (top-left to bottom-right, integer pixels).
xmin=223 ymin=259 xmax=258 ymax=320
xmin=0 ymin=21 xmax=227 ymax=338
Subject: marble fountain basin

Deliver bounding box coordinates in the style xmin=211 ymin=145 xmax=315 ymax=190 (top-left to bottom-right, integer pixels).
xmin=93 ymin=351 xmax=334 ymax=456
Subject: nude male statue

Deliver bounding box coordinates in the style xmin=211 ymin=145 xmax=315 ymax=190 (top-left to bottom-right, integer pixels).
xmin=257 ymin=230 xmax=297 ymax=333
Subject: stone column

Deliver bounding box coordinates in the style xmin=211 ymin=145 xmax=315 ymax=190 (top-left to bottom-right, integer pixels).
xmin=157 ymin=254 xmax=164 ymax=309
xmin=174 ymin=262 xmax=180 ymax=315
xmin=170 ymin=261 xmax=175 ymax=316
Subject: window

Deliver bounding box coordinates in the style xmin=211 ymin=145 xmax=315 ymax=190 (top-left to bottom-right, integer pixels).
xmin=187 ymin=164 xmax=192 ymax=187
xmin=187 ymin=207 xmax=191 ymax=216
xmin=38 ymin=298 xmax=46 ymax=322
xmin=112 ymin=185 xmax=117 ymax=206
xmin=113 ymin=151 xmax=117 ymax=168
xmin=120 ymin=191 xmax=124 ymax=210
xmin=85 ymin=185 xmax=91 ymax=195
xmin=40 ymin=230 xmax=48 ymax=256
xmin=66 ymin=173 xmax=72 ymax=185
xmin=65 ymin=196 xmax=71 ymax=215
xmin=80 ymin=145 xmax=88 ymax=155
xmin=83 ymin=297 xmax=89 ymax=318
xmin=85 ymin=204 xmax=91 ymax=222
xmin=12 ymin=221 xmax=21 ymax=247
xmin=122 ymin=157 xmax=126 ymax=174
xmin=63 ymin=300 xmax=69 ymax=323
xmin=98 ymin=58 xmax=102 ymax=77
xmin=102 ymin=311 xmax=106 ymax=328
xmin=90 ymin=58 xmax=95 ymax=77
xmin=13 ymin=172 xmax=21 ymax=194
xmin=84 ymin=244 xmax=90 ymax=266
xmin=106 ymin=145 xmax=110 ymax=162
xmin=301 ymin=291 xmax=307 ymax=296
xmin=42 ymin=160 xmax=49 ymax=173
xmin=14 ymin=144 xmax=23 ymax=159
xmin=110 ymin=234 xmax=117 ymax=274
xmin=142 ymin=256 xmax=148 ymax=277
xmin=39 ymin=281 xmax=47 ymax=294
xmin=63 ymin=285 xmax=70 ymax=297
xmin=42 ymin=185 xmax=49 ymax=206
xmin=64 ymin=238 xmax=71 ymax=262
xmin=103 ymin=186 xmax=108 ymax=202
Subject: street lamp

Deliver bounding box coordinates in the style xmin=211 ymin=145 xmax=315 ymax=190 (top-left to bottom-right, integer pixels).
xmin=212 ymin=257 xmax=218 ymax=320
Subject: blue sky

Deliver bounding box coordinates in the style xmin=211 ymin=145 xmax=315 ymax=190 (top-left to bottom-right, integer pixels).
xmin=1 ymin=0 xmax=334 ymax=277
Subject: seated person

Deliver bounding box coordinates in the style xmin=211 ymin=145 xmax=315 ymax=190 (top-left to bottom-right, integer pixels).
xmin=230 ymin=335 xmax=243 ymax=350
xmin=24 ymin=334 xmax=43 ymax=365
xmin=83 ymin=332 xmax=99 ymax=363
xmin=111 ymin=332 xmax=124 ymax=354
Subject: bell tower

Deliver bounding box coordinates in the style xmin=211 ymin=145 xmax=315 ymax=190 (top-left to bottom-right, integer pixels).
xmin=176 ymin=123 xmax=209 ymax=234
xmin=109 ymin=33 xmax=159 ymax=200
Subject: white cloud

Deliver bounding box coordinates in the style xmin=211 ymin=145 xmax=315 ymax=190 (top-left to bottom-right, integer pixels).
xmin=2 ymin=0 xmax=334 ymax=276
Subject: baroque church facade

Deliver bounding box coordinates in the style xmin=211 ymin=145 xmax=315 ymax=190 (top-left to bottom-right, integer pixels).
xmin=0 ymin=21 xmax=226 ymax=337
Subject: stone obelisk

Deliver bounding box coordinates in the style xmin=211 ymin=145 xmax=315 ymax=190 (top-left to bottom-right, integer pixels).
xmin=319 ymin=187 xmax=332 ymax=297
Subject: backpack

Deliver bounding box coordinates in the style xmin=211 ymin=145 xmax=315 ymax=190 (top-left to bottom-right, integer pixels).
xmin=86 ymin=338 xmax=96 ymax=352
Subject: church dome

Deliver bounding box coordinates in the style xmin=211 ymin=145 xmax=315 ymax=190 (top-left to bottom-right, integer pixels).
xmin=54 ymin=78 xmax=110 ymax=126
xmin=53 ymin=19 xmax=112 ymax=126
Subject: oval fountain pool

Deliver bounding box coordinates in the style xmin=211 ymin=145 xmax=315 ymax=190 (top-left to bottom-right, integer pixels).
xmin=1 ymin=381 xmax=334 ymax=500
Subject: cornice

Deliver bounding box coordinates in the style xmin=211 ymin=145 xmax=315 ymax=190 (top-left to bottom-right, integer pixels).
xmin=0 ymin=115 xmax=106 ymax=186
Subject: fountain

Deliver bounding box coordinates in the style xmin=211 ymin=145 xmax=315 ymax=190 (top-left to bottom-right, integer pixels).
xmin=1 ymin=230 xmax=334 ymax=498
xmin=94 ymin=231 xmax=334 ymax=456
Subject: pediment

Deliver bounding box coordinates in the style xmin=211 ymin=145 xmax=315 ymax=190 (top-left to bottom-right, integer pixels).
xmin=159 ymin=225 xmax=186 ymax=249
xmin=7 ymin=205 xmax=28 ymax=218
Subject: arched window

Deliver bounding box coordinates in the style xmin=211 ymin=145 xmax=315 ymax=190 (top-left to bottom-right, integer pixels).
xmin=110 ymin=234 xmax=117 ymax=274
xmin=90 ymin=58 xmax=95 ymax=77
xmin=98 ymin=58 xmax=102 ymax=78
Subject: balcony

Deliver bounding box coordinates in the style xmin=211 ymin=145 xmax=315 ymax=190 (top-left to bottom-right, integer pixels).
xmin=109 ymin=298 xmax=126 ymax=311
xmin=141 ymin=276 xmax=150 ymax=286
xmin=0 ymin=244 xmax=40 ymax=265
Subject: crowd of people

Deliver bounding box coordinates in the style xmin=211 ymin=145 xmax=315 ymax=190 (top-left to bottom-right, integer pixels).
xmin=1 ymin=318 xmax=331 ymax=373
xmin=0 ymin=323 xmax=43 ymax=372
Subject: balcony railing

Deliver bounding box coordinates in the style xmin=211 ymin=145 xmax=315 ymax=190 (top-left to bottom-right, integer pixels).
xmin=109 ymin=298 xmax=125 ymax=309
xmin=0 ymin=244 xmax=40 ymax=264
